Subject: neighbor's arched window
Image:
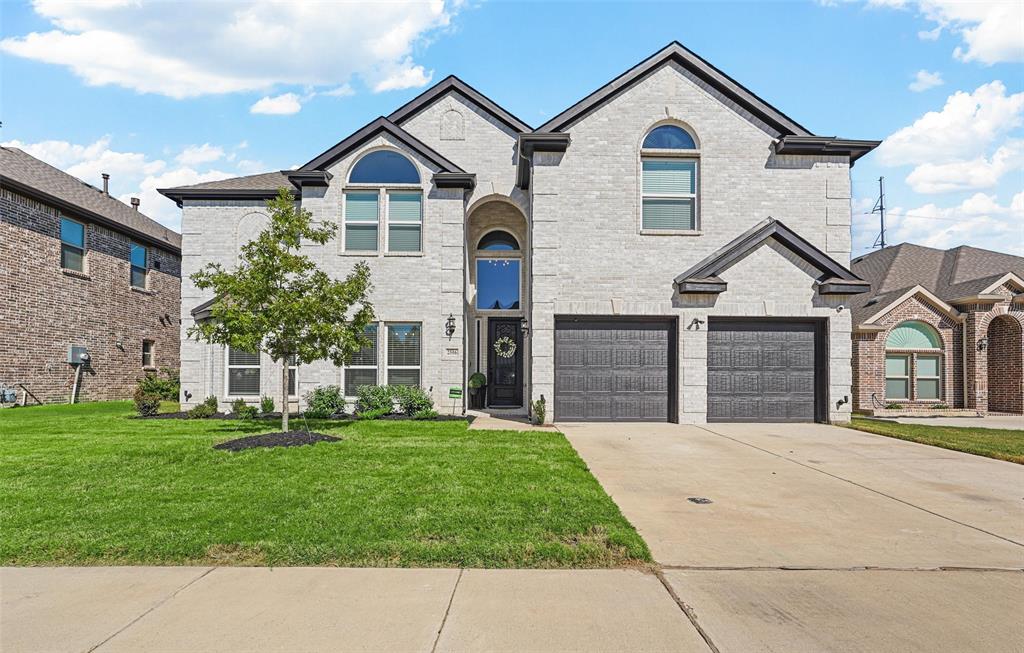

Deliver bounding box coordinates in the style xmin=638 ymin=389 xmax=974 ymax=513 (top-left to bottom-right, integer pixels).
xmin=477 ymin=230 xmax=520 ymax=251
xmin=344 ymin=150 xmax=422 ymax=254
xmin=885 ymin=321 xmax=942 ymax=401
xmin=641 ymin=124 xmax=699 ymax=232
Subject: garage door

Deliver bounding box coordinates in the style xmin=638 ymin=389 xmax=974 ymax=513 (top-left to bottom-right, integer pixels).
xmin=707 ymin=319 xmax=823 ymax=422
xmin=555 ymin=318 xmax=674 ymax=422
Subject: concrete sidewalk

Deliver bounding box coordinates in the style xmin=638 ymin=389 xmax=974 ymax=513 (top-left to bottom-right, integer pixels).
xmin=1 ymin=566 xmax=710 ymax=653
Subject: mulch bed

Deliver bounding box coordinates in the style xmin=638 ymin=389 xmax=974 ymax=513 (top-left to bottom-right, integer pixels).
xmin=378 ymin=414 xmax=471 ymax=422
xmin=213 ymin=431 xmax=341 ymax=451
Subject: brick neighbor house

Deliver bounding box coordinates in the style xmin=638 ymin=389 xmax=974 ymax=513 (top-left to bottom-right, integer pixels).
xmin=0 ymin=147 xmax=181 ymax=404
xmin=850 ymin=243 xmax=1024 ymax=416
xmin=161 ymin=41 xmax=880 ymax=424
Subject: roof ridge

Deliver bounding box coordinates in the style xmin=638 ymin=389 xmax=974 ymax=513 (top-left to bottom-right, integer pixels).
xmin=387 ymin=74 xmax=532 ymax=133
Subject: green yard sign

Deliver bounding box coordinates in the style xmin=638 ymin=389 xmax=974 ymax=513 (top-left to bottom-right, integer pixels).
xmin=449 ymin=387 xmax=463 ymax=399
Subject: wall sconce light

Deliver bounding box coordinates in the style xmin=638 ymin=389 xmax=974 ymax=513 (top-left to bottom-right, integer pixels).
xmin=520 ymin=318 xmax=530 ymax=336
xmin=977 ymin=337 xmax=989 ymax=351
xmin=115 ymin=339 xmax=125 ymax=351
xmin=688 ymin=318 xmax=705 ymax=330
xmin=445 ymin=314 xmax=457 ymax=339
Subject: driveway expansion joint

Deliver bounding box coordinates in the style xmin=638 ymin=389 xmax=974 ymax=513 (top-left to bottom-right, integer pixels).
xmin=430 ymin=567 xmax=463 ymax=653
xmin=654 ymin=569 xmax=720 ymax=653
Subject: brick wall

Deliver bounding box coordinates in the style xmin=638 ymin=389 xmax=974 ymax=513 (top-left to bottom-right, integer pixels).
xmin=987 ymin=314 xmax=1023 ymax=414
xmin=0 ymin=189 xmax=181 ymax=404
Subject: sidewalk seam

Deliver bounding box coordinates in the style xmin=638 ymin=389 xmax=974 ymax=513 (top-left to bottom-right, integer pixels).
xmin=430 ymin=568 xmax=463 ymax=653
xmin=86 ymin=566 xmax=217 ymax=652
xmin=697 ymin=425 xmax=1024 ymax=549
xmin=655 ymin=569 xmax=720 ymax=653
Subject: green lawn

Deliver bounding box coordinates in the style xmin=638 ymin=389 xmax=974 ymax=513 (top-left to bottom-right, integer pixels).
xmin=846 ymin=418 xmax=1024 ymax=464
xmin=0 ymin=402 xmax=650 ymax=568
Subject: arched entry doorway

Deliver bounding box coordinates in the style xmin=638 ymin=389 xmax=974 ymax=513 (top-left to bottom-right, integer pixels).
xmin=987 ymin=315 xmax=1023 ymax=414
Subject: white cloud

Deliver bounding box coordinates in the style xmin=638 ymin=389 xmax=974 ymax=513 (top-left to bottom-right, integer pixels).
xmin=908 ymin=69 xmax=943 ymax=92
xmin=1 ymin=1 xmax=459 ymax=98
xmin=250 ymin=92 xmax=302 ymax=115
xmin=322 ymin=84 xmax=355 ymax=98
xmin=904 ymin=140 xmax=1024 ymax=193
xmin=918 ymin=0 xmax=1024 ymax=65
xmin=176 ymin=143 xmax=225 ymax=166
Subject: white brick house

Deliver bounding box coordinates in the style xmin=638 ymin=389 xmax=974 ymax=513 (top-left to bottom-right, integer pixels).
xmin=161 ymin=42 xmax=878 ymax=424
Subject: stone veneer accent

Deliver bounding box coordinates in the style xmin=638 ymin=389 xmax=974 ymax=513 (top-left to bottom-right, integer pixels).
xmin=0 ymin=188 xmax=181 ymax=403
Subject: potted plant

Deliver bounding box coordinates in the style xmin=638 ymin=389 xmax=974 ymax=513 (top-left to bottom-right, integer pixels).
xmin=468 ymin=372 xmax=487 ymax=409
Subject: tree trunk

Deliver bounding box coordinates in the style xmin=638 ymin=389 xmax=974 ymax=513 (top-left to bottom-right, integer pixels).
xmin=281 ymin=357 xmax=289 ymax=432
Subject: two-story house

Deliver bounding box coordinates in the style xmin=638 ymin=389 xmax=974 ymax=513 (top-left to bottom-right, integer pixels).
xmin=1 ymin=147 xmax=181 ymax=404
xmin=160 ymin=42 xmax=878 ymax=424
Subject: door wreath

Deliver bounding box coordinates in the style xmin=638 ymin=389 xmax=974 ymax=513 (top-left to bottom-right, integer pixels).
xmin=493 ymin=336 xmax=517 ymax=358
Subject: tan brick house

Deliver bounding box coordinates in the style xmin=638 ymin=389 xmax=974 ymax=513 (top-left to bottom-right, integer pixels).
xmin=850 ymin=243 xmax=1024 ymax=416
xmin=1 ymin=147 xmax=181 ymax=404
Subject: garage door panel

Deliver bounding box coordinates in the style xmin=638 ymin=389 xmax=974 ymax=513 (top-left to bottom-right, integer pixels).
xmin=555 ymin=319 xmax=673 ymax=422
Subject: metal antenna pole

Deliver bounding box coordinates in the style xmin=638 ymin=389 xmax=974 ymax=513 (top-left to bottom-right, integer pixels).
xmin=871 ymin=176 xmax=886 ymax=249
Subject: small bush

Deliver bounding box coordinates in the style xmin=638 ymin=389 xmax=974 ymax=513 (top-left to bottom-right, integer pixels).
xmin=392 ymin=385 xmax=433 ymax=416
xmin=231 ymin=398 xmax=248 ymax=414
xmin=203 ymin=395 xmax=218 ymax=410
xmin=137 ymin=368 xmax=180 ymax=400
xmin=356 ymin=384 xmax=394 ymax=414
xmin=187 ymin=402 xmax=216 ymax=419
xmin=531 ymin=396 xmax=546 ymax=425
xmin=260 ymin=395 xmax=275 ymax=414
xmin=132 ymin=386 xmax=161 ymax=417
xmin=885 ymin=402 xmax=904 ymax=410
xmin=413 ymin=408 xmax=439 ymax=420
xmin=236 ymin=405 xmax=258 ymax=420
xmin=304 ymin=385 xmax=345 ymax=419
xmin=356 ymin=407 xmax=390 ymax=420
xmin=468 ymin=372 xmax=486 ymax=389
xmin=933 ymin=403 xmax=949 ymax=410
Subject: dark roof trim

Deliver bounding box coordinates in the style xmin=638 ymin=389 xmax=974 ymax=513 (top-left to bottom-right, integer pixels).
xmin=191 ymin=297 xmax=217 ymax=321
xmin=158 ymin=187 xmax=283 ymax=208
xmin=433 ymin=172 xmax=476 ymax=190
xmin=516 ymin=132 xmax=572 ymax=189
xmin=299 ymin=116 xmax=466 ymax=174
xmin=819 ymin=279 xmax=872 ymax=295
xmin=387 ymin=75 xmax=532 ymax=134
xmin=775 ymin=136 xmax=881 ymax=165
xmin=4 ymin=176 xmax=181 ymax=254
xmin=676 ymin=277 xmax=728 ymax=294
xmin=538 ymin=41 xmax=813 ymax=136
xmin=283 ymin=169 xmax=332 ymax=188
xmin=674 ymin=218 xmax=867 ymax=295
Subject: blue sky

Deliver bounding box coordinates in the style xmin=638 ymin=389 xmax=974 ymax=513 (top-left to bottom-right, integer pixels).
xmin=2 ymin=0 xmax=1021 ymax=254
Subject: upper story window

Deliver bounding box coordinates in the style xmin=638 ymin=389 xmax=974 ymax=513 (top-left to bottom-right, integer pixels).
xmin=344 ymin=150 xmax=422 ymax=254
xmin=142 ymin=340 xmax=155 ymax=369
xmin=130 ymin=241 xmax=148 ymax=288
xmin=885 ymin=321 xmax=942 ymax=401
xmin=478 ymin=230 xmax=520 ymax=251
xmin=641 ymin=124 xmax=699 ymax=232
xmin=60 ymin=217 xmax=85 ymax=272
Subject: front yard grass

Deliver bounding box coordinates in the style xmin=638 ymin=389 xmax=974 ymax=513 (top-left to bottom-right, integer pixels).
xmin=0 ymin=402 xmax=650 ymax=568
xmin=846 ymin=418 xmax=1024 ymax=464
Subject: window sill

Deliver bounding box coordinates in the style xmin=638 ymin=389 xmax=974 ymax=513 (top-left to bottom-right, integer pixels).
xmin=61 ymin=268 xmax=90 ymax=280
xmin=640 ymin=229 xmax=703 ymax=237
xmin=340 ymin=251 xmax=379 ymax=257
xmin=131 ymin=286 xmax=155 ymax=296
xmin=384 ymin=251 xmax=424 ymax=257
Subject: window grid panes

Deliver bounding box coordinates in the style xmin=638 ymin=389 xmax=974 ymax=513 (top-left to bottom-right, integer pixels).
xmin=344 ymin=192 xmax=379 ymax=252
xmin=142 ymin=340 xmax=155 ymax=368
xmin=641 ymin=158 xmax=697 ymax=230
xmin=60 ymin=217 xmax=85 ymax=272
xmin=227 ymin=347 xmax=260 ymax=396
xmin=345 ymin=324 xmax=378 ymax=397
xmin=130 ymin=241 xmax=147 ymax=288
xmin=288 ymin=354 xmax=298 ymax=397
xmin=642 ymin=125 xmax=697 ymax=150
xmin=387 ymin=323 xmax=421 ymax=387
xmin=885 ymin=354 xmax=909 ymax=400
xmin=387 ymin=192 xmax=422 ymax=253
xmin=915 ymin=355 xmax=941 ymax=400
xmin=349 ymin=151 xmax=420 ymax=184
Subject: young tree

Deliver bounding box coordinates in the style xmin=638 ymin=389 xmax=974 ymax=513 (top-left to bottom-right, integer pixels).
xmin=188 ymin=188 xmax=374 ymax=431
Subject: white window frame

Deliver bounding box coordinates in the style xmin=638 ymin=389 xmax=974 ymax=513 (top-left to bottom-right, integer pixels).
xmin=343 ymin=323 xmax=379 ymax=398
xmin=130 ymin=240 xmax=148 ymax=289
xmin=386 ymin=321 xmax=422 ymax=387
xmin=342 ymin=190 xmax=381 ymax=253
xmin=640 ymin=154 xmax=700 ymax=234
xmin=884 ymin=353 xmax=910 ymax=401
xmin=474 ymin=256 xmax=522 ymax=314
xmin=287 ymin=354 xmax=299 ymax=399
xmin=914 ymin=353 xmax=942 ymax=401
xmin=386 ymin=190 xmax=423 ymax=254
xmin=60 ymin=215 xmax=87 ymax=272
xmin=225 ymin=347 xmax=261 ymax=398
xmin=142 ymin=340 xmax=155 ymax=369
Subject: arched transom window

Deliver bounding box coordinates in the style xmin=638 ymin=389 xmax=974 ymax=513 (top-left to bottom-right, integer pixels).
xmin=344 ymin=150 xmax=422 ymax=254
xmin=641 ymin=124 xmax=699 ymax=233
xmin=475 ymin=230 xmax=522 ymax=311
xmin=884 ymin=321 xmax=942 ymax=401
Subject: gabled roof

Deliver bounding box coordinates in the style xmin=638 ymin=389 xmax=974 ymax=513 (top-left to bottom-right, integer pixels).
xmin=387 ymin=75 xmax=531 ymax=134
xmin=158 ymin=171 xmax=292 ymax=207
xmin=674 ymin=218 xmax=868 ymax=295
xmin=850 ymin=243 xmax=1024 ymax=326
xmin=537 ymin=41 xmax=813 ymax=136
xmin=2 ymin=146 xmax=181 ymax=252
xmin=300 ymin=116 xmax=466 ymax=173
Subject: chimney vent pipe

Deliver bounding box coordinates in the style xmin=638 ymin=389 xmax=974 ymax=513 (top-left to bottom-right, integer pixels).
xmin=130 ymin=197 xmax=140 ymax=211
xmin=101 ymin=173 xmax=110 ymax=195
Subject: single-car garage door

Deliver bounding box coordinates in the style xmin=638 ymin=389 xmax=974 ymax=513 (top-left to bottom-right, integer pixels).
xmin=554 ymin=318 xmax=675 ymax=422
xmin=707 ymin=319 xmax=825 ymax=423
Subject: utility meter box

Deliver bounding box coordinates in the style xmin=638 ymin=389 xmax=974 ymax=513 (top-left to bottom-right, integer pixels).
xmin=67 ymin=345 xmax=90 ymax=364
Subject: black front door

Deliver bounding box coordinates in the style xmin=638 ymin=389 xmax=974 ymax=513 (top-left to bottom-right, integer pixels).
xmin=488 ymin=318 xmax=523 ymax=407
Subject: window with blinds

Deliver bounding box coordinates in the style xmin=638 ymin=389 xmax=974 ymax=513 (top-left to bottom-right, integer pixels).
xmin=345 ymin=324 xmax=378 ymax=396
xmin=227 ymin=347 xmax=260 ymax=396
xmin=641 ymin=159 xmax=697 ymax=230
xmin=130 ymin=241 xmax=148 ymax=288
xmin=60 ymin=217 xmax=86 ymax=272
xmin=387 ymin=192 xmax=422 ymax=252
xmin=344 ymin=192 xmax=379 ymax=251
xmin=387 ymin=323 xmax=421 ymax=387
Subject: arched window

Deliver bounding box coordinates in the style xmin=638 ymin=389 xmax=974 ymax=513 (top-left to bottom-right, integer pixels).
xmin=641 ymin=124 xmax=699 ymax=232
xmin=885 ymin=321 xmax=942 ymax=401
xmin=477 ymin=230 xmax=520 ymax=251
xmin=344 ymin=150 xmax=422 ymax=254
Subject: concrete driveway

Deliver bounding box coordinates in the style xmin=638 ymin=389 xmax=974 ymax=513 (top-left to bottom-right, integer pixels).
xmin=561 ymin=421 xmax=1024 ymax=652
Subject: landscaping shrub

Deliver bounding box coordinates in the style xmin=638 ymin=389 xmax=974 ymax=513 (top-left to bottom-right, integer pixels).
xmin=304 ymin=385 xmax=345 ymax=418
xmin=188 ymin=395 xmax=219 ymax=419
xmin=392 ymin=385 xmax=433 ymax=416
xmin=413 ymin=408 xmax=439 ymax=420
xmin=231 ymin=398 xmax=258 ymax=420
xmin=356 ymin=384 xmax=394 ymax=414
xmin=467 ymin=372 xmax=486 ymax=389
xmin=260 ymin=395 xmax=275 ymax=414
xmin=132 ymin=386 xmax=161 ymax=417
xmin=356 ymin=407 xmax=390 ymax=420
xmin=531 ymin=396 xmax=546 ymax=425
xmin=136 ymin=368 xmax=180 ymax=401
xmin=885 ymin=402 xmax=904 ymax=410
